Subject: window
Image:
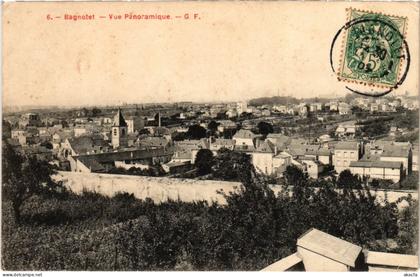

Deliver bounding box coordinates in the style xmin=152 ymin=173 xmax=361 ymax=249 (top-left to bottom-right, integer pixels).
xmin=113 ymin=129 xmax=117 ymax=136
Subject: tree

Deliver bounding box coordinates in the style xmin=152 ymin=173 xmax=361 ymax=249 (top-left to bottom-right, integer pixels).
xmin=138 ymin=128 xmax=150 ymax=135
xmin=207 ymin=121 xmax=219 ymax=136
xmin=61 ymin=120 xmax=69 ymax=128
xmin=337 ymin=170 xmax=362 ymax=189
xmin=186 ymin=125 xmax=207 ymax=140
xmin=361 ymin=121 xmax=390 ymax=138
xmin=195 ymin=149 xmax=214 ymax=176
xmin=257 ymin=121 xmax=273 ymax=137
xmin=2 ymin=142 xmax=59 ymax=224
xmin=213 ymin=149 xmax=251 ymax=181
xmin=40 ymin=141 xmax=53 ymax=150
xmin=172 ymin=131 xmax=186 ymax=141
xmin=92 ymin=107 xmax=102 ymax=117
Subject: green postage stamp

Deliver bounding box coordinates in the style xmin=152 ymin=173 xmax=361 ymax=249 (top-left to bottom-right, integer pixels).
xmin=338 ymin=9 xmax=408 ymax=88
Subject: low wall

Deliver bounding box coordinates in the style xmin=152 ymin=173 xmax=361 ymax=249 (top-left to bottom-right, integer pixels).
xmin=53 ymin=171 xmax=242 ymax=205
xmin=53 ymin=171 xmax=417 ymax=208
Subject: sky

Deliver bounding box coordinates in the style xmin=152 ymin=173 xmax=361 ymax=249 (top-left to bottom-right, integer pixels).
xmin=3 ymin=1 xmax=419 ymax=107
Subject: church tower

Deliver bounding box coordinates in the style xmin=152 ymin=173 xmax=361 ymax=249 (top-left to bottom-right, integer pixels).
xmin=111 ymin=108 xmax=128 ymax=149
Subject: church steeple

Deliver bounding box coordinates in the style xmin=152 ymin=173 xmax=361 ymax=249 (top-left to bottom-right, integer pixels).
xmin=111 ymin=108 xmax=128 ymax=148
xmin=113 ymin=108 xmax=127 ymax=127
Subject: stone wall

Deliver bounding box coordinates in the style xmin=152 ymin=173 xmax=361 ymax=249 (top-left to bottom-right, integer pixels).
xmin=53 ymin=171 xmax=242 ymax=205
xmin=53 ymin=171 xmax=417 ymax=209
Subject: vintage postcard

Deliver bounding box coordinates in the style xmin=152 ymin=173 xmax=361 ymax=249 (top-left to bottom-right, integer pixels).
xmin=2 ymin=1 xmax=419 ymax=273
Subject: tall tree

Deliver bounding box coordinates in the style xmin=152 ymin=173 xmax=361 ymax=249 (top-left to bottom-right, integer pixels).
xmin=186 ymin=125 xmax=207 ymax=140
xmin=337 ymin=169 xmax=362 ymax=189
xmin=2 ymin=142 xmax=59 ymax=223
xmin=195 ymin=149 xmax=214 ymax=176
xmin=257 ymin=121 xmax=273 ymax=137
xmin=207 ymin=121 xmax=219 ymax=136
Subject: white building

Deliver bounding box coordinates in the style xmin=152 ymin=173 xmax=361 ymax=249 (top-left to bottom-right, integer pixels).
xmin=236 ymin=101 xmax=248 ymax=114
xmin=349 ymin=160 xmax=403 ymax=182
xmin=333 ymin=141 xmax=361 ymax=173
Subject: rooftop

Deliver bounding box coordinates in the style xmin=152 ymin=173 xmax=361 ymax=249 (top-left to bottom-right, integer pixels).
xmin=233 ymin=129 xmax=257 ymax=139
xmin=334 ymin=141 xmax=359 ymax=150
xmin=350 ymin=160 xmax=402 ymax=169
xmin=255 ymin=140 xmax=275 ymax=153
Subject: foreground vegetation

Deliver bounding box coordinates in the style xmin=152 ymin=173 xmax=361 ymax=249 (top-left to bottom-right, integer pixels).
xmin=2 ymin=145 xmax=418 ymax=270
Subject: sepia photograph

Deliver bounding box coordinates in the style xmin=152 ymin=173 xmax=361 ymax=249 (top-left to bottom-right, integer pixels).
xmin=1 ymin=1 xmax=419 ymax=273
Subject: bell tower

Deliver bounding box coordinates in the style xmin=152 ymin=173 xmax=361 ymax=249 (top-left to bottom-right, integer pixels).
xmin=111 ymin=108 xmax=128 ymax=149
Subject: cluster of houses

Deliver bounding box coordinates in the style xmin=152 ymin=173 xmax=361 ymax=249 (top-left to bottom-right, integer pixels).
xmin=351 ymin=97 xmax=419 ymax=112
xmin=171 ymin=127 xmax=415 ymax=182
xmin=4 ymin=98 xmax=417 ymax=183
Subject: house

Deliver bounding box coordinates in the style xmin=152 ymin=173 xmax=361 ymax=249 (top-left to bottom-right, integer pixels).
xmin=136 ymin=136 xmax=171 ymax=149
xmin=380 ymin=104 xmax=389 ymax=112
xmin=349 ymin=160 xmax=403 ymax=182
xmin=114 ymin=160 xmax=149 ymax=170
xmin=299 ymin=157 xmax=324 ymax=179
xmin=380 ymin=143 xmax=412 ymax=175
xmin=361 ymin=141 xmax=412 ymax=177
xmin=226 ymin=109 xmax=238 ymax=118
xmin=11 ymin=130 xmax=37 ymax=146
xmin=162 ymin=161 xmax=192 ymax=174
xmin=62 ymin=135 xmax=109 ymax=157
xmin=266 ymin=133 xmax=292 ymax=150
xmin=69 ymin=147 xmax=173 ymax=173
xmin=125 ymin=116 xmax=145 ymax=133
xmin=69 ymin=155 xmax=106 ymax=173
xmin=172 ymin=149 xmax=195 ymax=163
xmin=19 ymin=113 xmax=42 ymax=128
xmin=335 ymin=121 xmax=358 ymax=138
xmin=298 ymin=104 xmax=308 ymax=117
xmin=233 ymin=129 xmax=259 ymax=149
xmin=328 ymin=102 xmax=339 ymax=112
xmin=318 ymin=134 xmax=334 ymax=145
xmin=251 ymin=140 xmax=276 ymax=175
xmin=216 ymin=120 xmax=237 ymax=133
xmin=236 ymin=101 xmax=248 ymax=114
xmin=333 ymin=141 xmax=361 ymax=173
xmin=261 ymin=109 xmax=271 ymax=116
xmin=21 ymin=145 xmax=53 ymax=161
xmin=11 ymin=129 xmax=26 ymax=139
xmin=173 ymin=139 xmax=209 ymax=164
xmin=309 ymin=103 xmax=322 ymax=112
xmin=273 ymin=105 xmax=287 ymax=113
xmin=338 ymin=103 xmax=351 ymax=115
xmin=74 ymin=126 xmax=88 ymax=137
xmin=209 ymin=138 xmax=235 ymax=153
xmin=389 ymin=126 xmax=402 ymax=137
xmin=370 ymin=103 xmax=379 ymax=112
xmin=272 ymin=152 xmax=292 ymax=176
xmin=304 ymin=145 xmax=332 ymax=166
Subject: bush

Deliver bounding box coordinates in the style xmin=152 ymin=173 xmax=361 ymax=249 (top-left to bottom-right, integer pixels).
xmin=1 ymin=156 xmax=416 ymax=271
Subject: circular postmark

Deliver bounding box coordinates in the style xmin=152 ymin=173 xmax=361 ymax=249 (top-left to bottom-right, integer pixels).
xmin=330 ymin=9 xmax=410 ymax=97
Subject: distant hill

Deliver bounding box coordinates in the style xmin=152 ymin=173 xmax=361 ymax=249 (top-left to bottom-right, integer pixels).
xmin=248 ymin=96 xmax=300 ymax=106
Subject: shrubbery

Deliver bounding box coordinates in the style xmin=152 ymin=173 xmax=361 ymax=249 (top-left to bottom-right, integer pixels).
xmin=2 ymin=146 xmax=418 ymax=270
